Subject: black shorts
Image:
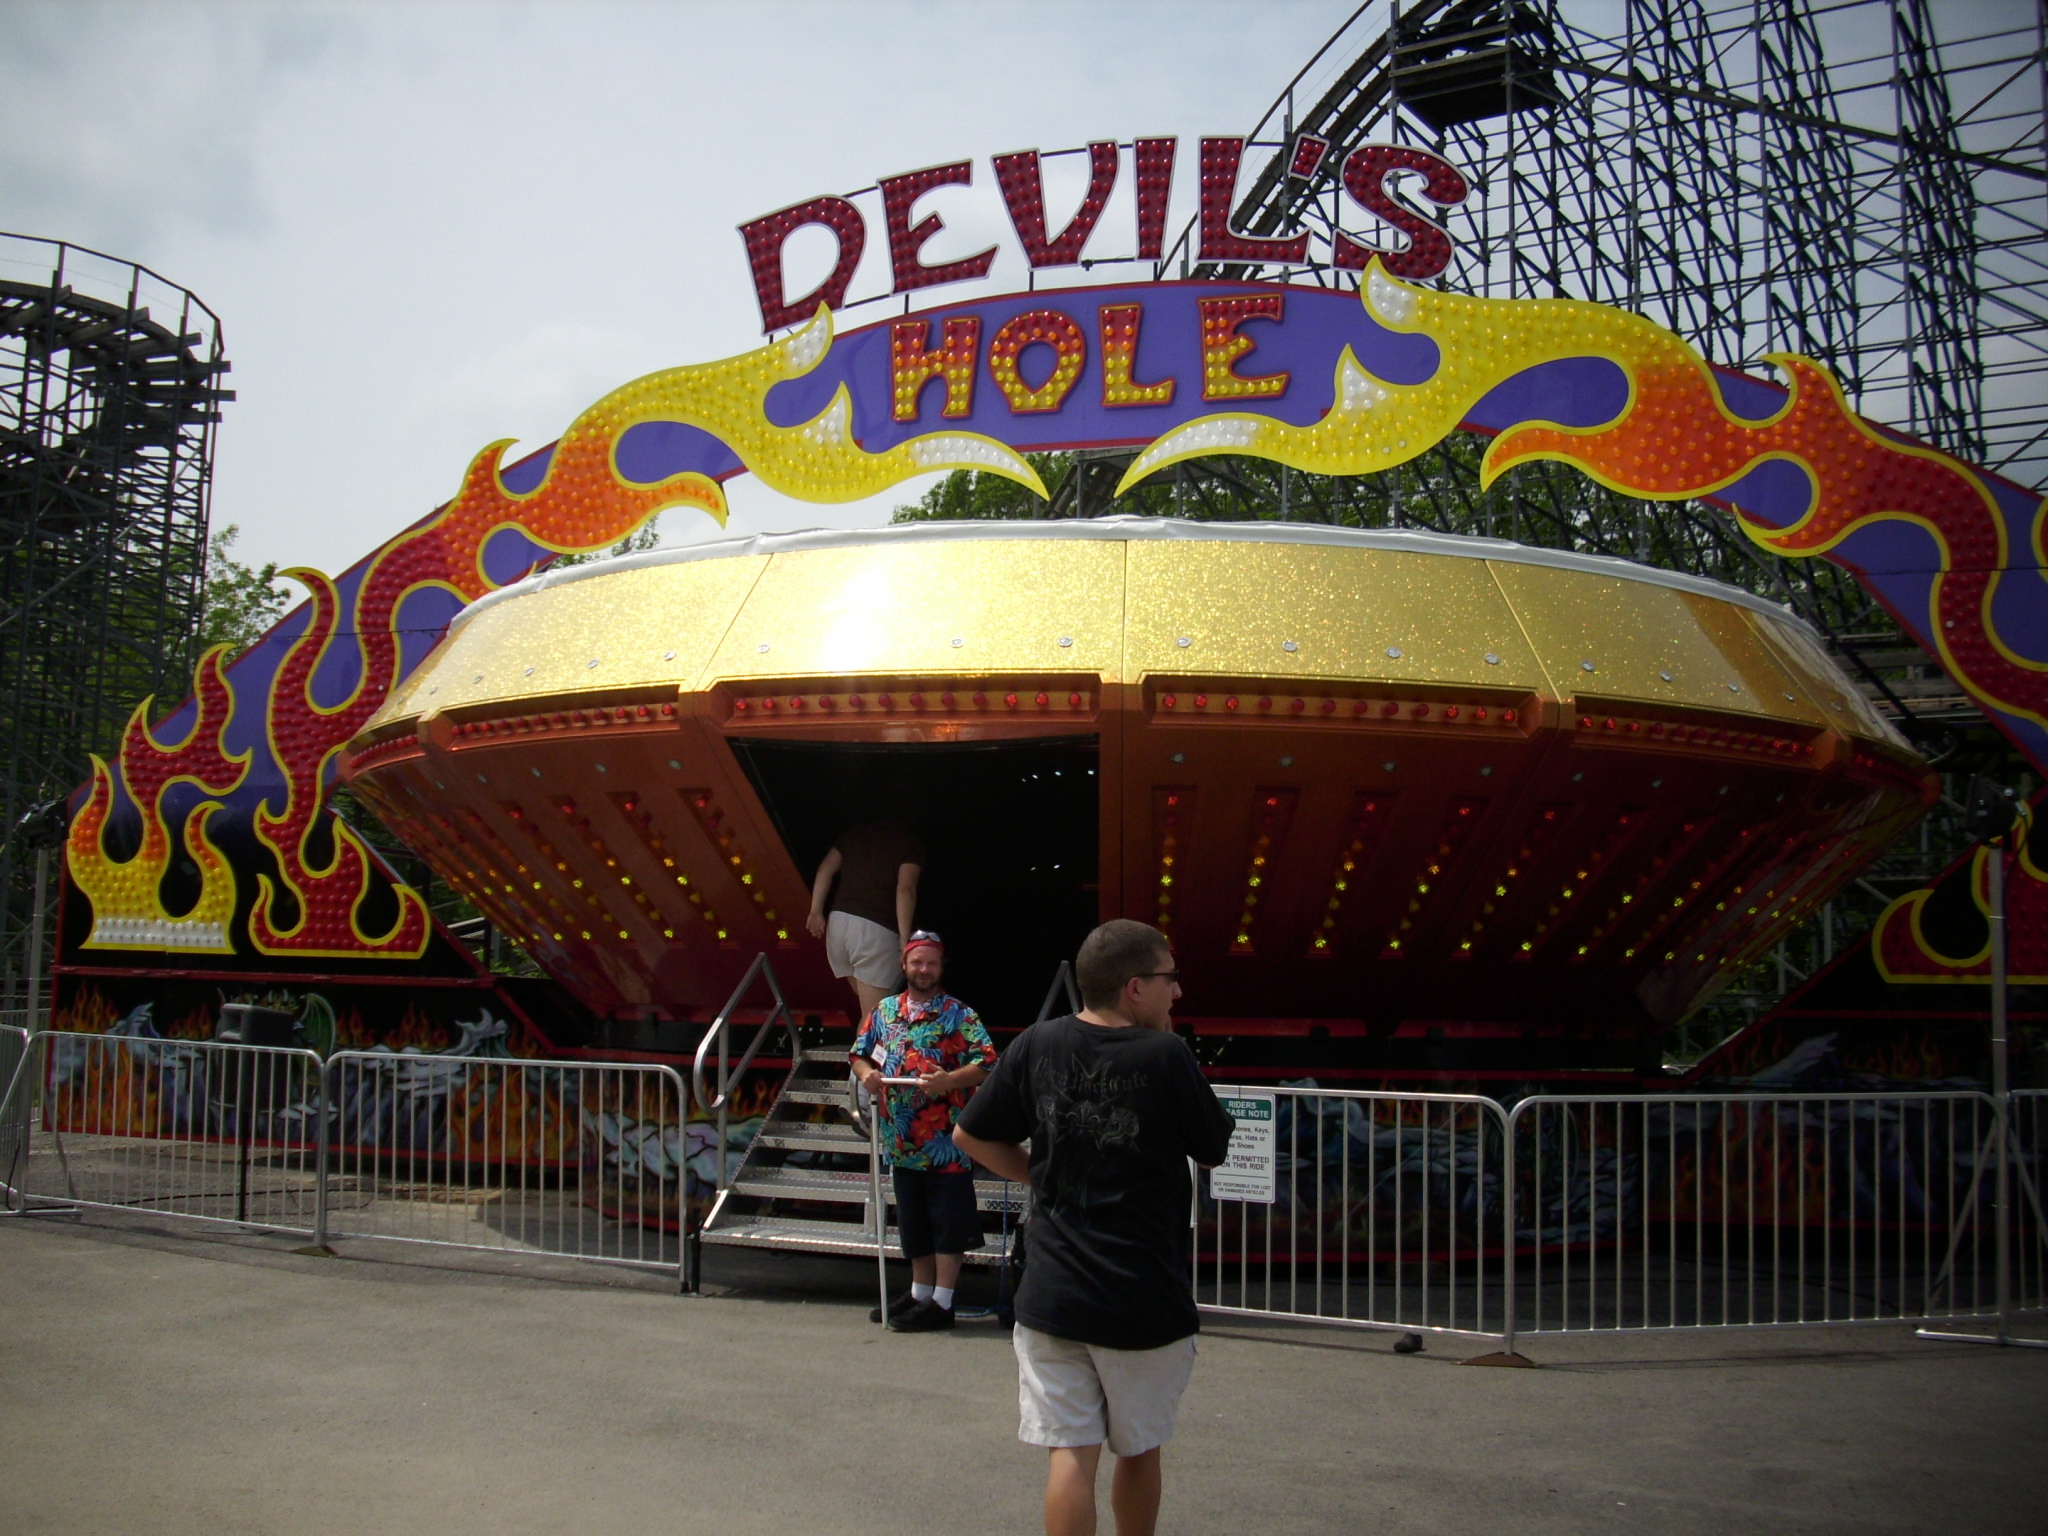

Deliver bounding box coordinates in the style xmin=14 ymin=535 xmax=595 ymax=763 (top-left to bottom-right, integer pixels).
xmin=893 ymin=1166 xmax=984 ymax=1259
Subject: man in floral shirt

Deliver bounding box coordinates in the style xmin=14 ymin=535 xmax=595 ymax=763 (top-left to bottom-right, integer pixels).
xmin=850 ymin=931 xmax=997 ymax=1332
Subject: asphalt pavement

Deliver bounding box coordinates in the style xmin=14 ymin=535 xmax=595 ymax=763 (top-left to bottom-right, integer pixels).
xmin=1 ymin=1211 xmax=2043 ymax=1535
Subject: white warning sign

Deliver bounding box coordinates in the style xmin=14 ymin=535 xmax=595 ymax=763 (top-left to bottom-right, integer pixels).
xmin=1210 ymin=1091 xmax=1277 ymax=1203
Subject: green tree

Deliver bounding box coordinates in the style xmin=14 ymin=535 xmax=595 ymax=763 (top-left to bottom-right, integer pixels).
xmin=199 ymin=524 xmax=291 ymax=658
xmin=892 ymin=454 xmax=1074 ymax=521
xmin=550 ymin=515 xmax=664 ymax=568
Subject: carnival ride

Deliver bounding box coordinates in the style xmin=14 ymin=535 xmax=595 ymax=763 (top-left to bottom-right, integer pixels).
xmin=32 ymin=0 xmax=2047 ymax=1095
xmin=338 ymin=518 xmax=1928 ymax=1080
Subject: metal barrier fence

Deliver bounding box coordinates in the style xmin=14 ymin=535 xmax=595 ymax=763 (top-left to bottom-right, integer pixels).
xmin=0 ymin=1030 xmax=325 ymax=1232
xmin=1192 ymin=1083 xmax=2047 ymax=1350
xmin=3 ymin=1032 xmax=2042 ymax=1346
xmin=1504 ymin=1093 xmax=2013 ymax=1344
xmin=1193 ymin=1087 xmax=1511 ymax=1341
xmin=0 ymin=1033 xmax=690 ymax=1286
xmin=323 ymin=1051 xmax=687 ymax=1279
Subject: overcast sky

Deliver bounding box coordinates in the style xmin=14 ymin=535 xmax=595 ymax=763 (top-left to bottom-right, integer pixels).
xmin=0 ymin=0 xmax=1352 ymax=577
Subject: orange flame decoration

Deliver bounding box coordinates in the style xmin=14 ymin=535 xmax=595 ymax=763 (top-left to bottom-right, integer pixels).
xmin=445 ymin=1067 xmax=577 ymax=1164
xmin=45 ymin=1042 xmax=171 ymax=1141
xmin=1491 ymin=356 xmax=2048 ymax=734
xmin=1653 ymin=1107 xmax=1841 ymax=1226
xmin=246 ymin=390 xmax=733 ymax=955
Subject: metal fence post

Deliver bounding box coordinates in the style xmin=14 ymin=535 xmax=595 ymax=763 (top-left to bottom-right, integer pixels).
xmin=870 ymin=1079 xmax=889 ymax=1325
xmin=26 ymin=846 xmax=49 ymax=1036
xmin=313 ymin=1056 xmax=331 ymax=1250
xmin=1917 ymin=836 xmax=2048 ymax=1349
xmin=673 ymin=1066 xmax=698 ymax=1296
xmin=1991 ymin=843 xmax=2012 ymax=1344
xmin=1501 ymin=1101 xmax=1519 ymax=1359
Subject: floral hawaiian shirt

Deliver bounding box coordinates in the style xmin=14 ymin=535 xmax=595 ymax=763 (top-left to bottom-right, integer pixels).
xmin=851 ymin=990 xmax=997 ymax=1172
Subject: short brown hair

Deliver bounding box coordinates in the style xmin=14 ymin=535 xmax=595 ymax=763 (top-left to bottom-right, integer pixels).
xmin=1075 ymin=920 xmax=1171 ymax=1010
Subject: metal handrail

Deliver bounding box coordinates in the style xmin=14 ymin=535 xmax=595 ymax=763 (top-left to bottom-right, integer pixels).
xmin=863 ymin=1072 xmax=948 ymax=1327
xmin=691 ymin=952 xmax=800 ymax=1117
xmin=1035 ymin=959 xmax=1081 ymax=1023
xmin=689 ymin=952 xmax=804 ymax=1282
xmin=846 ymin=1062 xmax=872 ymax=1139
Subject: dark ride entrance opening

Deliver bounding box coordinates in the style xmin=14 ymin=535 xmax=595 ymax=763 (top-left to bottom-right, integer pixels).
xmin=728 ymin=735 xmax=1100 ymax=1031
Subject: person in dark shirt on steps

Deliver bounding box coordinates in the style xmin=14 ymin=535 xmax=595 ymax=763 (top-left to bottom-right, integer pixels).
xmin=807 ymin=818 xmax=924 ymax=1022
xmin=954 ymin=920 xmax=1233 ymax=1536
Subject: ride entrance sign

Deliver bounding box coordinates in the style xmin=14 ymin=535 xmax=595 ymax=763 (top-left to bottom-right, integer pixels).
xmin=1211 ymin=1091 xmax=1277 ymax=1203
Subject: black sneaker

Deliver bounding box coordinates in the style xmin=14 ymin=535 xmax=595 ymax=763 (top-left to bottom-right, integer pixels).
xmin=889 ymin=1298 xmax=956 ymax=1333
xmin=869 ymin=1290 xmax=919 ymax=1325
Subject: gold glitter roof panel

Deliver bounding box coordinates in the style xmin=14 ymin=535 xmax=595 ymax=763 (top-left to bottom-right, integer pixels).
xmin=379 ymin=517 xmax=1894 ymax=714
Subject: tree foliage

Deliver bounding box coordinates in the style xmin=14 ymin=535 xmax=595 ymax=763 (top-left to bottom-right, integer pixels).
xmin=550 ymin=516 xmax=665 ymax=568
xmin=199 ymin=524 xmax=292 ymax=659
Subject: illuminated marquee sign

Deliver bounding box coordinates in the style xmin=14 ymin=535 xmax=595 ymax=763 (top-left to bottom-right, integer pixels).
xmin=738 ymin=136 xmax=1470 ymax=331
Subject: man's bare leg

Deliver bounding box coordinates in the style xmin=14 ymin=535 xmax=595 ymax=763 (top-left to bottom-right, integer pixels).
xmin=1108 ymin=1449 xmax=1162 ymax=1536
xmin=910 ymin=1255 xmax=936 ymax=1288
xmin=1045 ymin=1445 xmax=1101 ymax=1536
xmin=934 ymin=1252 xmax=962 ymax=1293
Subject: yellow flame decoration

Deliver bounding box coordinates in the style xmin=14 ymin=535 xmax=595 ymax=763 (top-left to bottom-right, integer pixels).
xmin=67 ymin=772 xmax=242 ymax=955
xmin=1115 ymin=265 xmax=1708 ymax=494
xmin=605 ymin=304 xmax=1048 ymax=505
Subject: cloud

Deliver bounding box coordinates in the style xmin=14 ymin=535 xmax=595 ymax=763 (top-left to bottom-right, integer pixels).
xmin=0 ymin=2 xmax=352 ymax=252
xmin=8 ymin=0 xmax=1346 ymax=577
xmin=396 ymin=320 xmax=673 ymax=469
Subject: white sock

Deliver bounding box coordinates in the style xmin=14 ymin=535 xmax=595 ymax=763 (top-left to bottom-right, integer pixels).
xmin=932 ymin=1286 xmax=956 ymax=1310
xmin=911 ymin=1282 xmax=934 ymax=1302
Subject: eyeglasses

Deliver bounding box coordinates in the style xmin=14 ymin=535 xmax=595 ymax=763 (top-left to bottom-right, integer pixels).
xmin=1135 ymin=969 xmax=1181 ymax=985
xmin=905 ymin=930 xmax=943 ymax=946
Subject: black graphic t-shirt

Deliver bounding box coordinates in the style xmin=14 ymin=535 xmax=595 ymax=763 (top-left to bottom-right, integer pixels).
xmin=957 ymin=1014 xmax=1234 ymax=1350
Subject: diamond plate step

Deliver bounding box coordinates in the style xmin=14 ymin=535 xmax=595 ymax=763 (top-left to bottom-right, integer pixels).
xmin=700 ymin=1214 xmax=1014 ymax=1265
xmin=729 ymin=1163 xmax=1026 ymax=1212
xmin=778 ymin=1087 xmax=853 ymax=1107
xmin=754 ymin=1125 xmax=867 ymax=1153
xmin=731 ymin=1165 xmax=875 ymax=1202
xmin=699 ymin=1215 xmax=890 ymax=1257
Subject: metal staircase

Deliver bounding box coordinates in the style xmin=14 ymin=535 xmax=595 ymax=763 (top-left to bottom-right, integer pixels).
xmin=689 ymin=955 xmax=1024 ymax=1277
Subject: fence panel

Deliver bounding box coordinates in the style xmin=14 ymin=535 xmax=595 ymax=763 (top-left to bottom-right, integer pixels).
xmin=4 ymin=1032 xmax=2038 ymax=1332
xmin=1507 ymin=1092 xmax=2002 ymax=1335
xmin=1 ymin=1030 xmax=325 ymax=1233
xmin=322 ymin=1052 xmax=687 ymax=1279
xmin=2010 ymin=1090 xmax=2048 ymax=1315
xmin=1193 ymin=1087 xmax=1511 ymax=1341
xmin=0 ymin=1025 xmax=29 ymax=1207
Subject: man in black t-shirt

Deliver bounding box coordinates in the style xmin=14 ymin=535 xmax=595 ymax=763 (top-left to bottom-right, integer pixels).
xmin=955 ymin=920 xmax=1233 ymax=1536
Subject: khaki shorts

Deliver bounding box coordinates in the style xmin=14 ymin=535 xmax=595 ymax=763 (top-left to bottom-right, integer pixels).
xmin=825 ymin=911 xmax=900 ymax=990
xmin=1014 ymin=1323 xmax=1197 ymax=1458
